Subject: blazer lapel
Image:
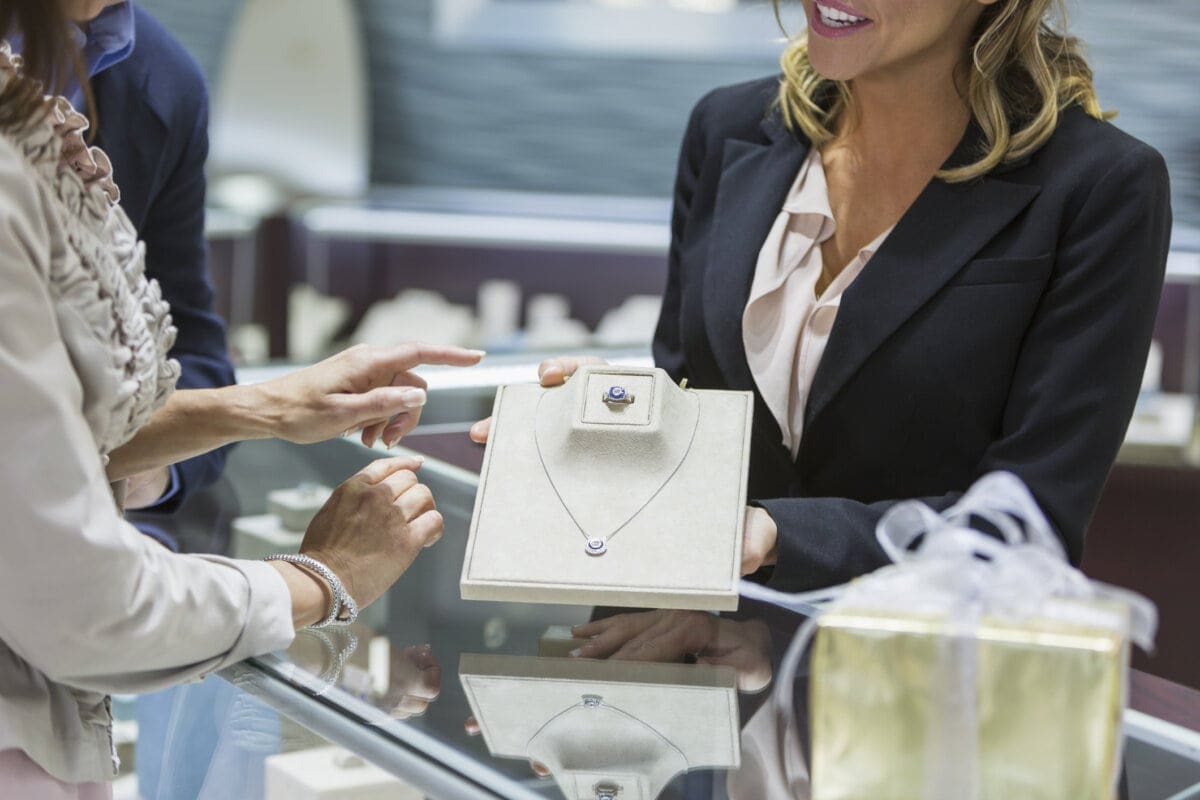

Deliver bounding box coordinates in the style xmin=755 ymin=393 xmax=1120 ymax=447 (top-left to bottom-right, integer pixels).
xmin=703 ymin=115 xmax=810 ymax=391
xmin=92 ymin=70 xmax=167 ymax=232
xmin=804 ymin=128 xmax=1042 ymax=432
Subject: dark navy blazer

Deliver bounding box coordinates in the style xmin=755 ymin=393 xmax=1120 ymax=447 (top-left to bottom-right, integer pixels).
xmin=654 ymin=77 xmax=1172 ymax=593
xmin=92 ymin=5 xmax=235 ymax=515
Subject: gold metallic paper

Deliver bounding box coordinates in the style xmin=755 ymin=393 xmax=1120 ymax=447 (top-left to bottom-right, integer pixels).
xmin=810 ymin=604 xmax=1127 ymax=800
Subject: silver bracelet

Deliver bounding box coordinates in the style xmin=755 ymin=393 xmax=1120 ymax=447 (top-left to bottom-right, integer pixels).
xmin=265 ymin=553 xmax=359 ymax=628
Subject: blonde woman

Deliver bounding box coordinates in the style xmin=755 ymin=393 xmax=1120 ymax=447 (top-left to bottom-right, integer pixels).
xmin=475 ymin=0 xmax=1172 ymax=613
xmin=0 ymin=2 xmax=484 ymax=795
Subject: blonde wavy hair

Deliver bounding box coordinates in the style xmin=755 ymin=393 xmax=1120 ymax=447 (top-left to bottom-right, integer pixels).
xmin=776 ymin=0 xmax=1112 ymax=182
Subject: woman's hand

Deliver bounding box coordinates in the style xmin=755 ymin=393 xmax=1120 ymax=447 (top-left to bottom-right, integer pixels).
xmin=253 ymin=343 xmax=485 ymax=448
xmin=270 ymin=456 xmax=444 ymax=628
xmin=107 ymin=343 xmax=484 ymax=484
xmin=468 ymin=354 xmax=607 ymax=444
xmin=569 ymin=611 xmax=774 ymax=692
xmin=742 ymin=505 xmax=779 ymax=575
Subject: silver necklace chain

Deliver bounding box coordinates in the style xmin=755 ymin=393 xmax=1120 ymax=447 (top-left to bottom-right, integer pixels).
xmin=524 ymin=695 xmax=689 ymax=769
xmin=533 ymin=390 xmax=700 ymax=556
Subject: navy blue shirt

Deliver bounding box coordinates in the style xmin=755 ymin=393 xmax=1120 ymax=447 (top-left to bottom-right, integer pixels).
xmin=69 ymin=2 xmax=136 ymax=107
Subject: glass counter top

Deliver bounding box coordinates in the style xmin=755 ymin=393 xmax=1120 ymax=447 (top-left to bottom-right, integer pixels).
xmin=127 ymin=432 xmax=1200 ymax=800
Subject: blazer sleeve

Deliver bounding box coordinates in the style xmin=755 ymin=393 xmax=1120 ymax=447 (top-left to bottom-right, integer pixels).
xmin=652 ymin=92 xmax=713 ymax=382
xmin=758 ymin=144 xmax=1173 ymax=592
xmin=0 ymin=157 xmax=294 ymax=695
xmin=138 ymin=79 xmax=236 ymax=513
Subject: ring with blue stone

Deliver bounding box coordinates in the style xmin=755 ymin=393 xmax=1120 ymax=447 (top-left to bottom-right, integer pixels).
xmin=602 ymin=385 xmax=635 ymax=406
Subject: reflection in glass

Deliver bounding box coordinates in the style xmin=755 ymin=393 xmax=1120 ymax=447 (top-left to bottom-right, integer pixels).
xmin=459 ymin=653 xmax=741 ymax=799
xmin=285 ymin=627 xmax=443 ymax=720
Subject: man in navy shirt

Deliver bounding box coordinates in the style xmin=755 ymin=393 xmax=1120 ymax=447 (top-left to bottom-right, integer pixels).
xmin=72 ymin=1 xmax=236 ymax=548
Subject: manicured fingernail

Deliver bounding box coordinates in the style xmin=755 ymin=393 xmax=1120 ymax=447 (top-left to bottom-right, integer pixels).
xmin=469 ymin=349 xmax=487 ymax=357
xmin=568 ymin=648 xmax=582 ymax=658
xmin=398 ymin=388 xmax=427 ymax=407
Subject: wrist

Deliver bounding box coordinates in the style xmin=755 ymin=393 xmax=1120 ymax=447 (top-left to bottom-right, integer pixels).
xmin=267 ymin=553 xmax=360 ymax=630
xmin=223 ymin=383 xmax=278 ymax=441
xmin=269 ymin=561 xmax=332 ymax=629
xmin=123 ymin=466 xmax=173 ymax=510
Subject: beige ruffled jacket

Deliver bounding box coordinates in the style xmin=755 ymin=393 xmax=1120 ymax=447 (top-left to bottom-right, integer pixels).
xmin=0 ymin=45 xmax=294 ymax=783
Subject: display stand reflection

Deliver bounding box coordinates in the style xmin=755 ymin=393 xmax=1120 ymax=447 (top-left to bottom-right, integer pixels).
xmin=459 ymin=647 xmax=742 ymax=800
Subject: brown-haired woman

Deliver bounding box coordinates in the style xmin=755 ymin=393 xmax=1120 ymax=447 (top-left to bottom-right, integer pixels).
xmin=0 ymin=3 xmax=480 ymax=795
xmin=473 ymin=0 xmax=1172 ymax=609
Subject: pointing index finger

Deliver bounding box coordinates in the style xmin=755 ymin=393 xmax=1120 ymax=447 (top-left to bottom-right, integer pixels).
xmin=375 ymin=343 xmax=486 ymax=372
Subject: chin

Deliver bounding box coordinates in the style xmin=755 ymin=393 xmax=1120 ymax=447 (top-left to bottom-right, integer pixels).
xmin=807 ymin=46 xmax=867 ymax=82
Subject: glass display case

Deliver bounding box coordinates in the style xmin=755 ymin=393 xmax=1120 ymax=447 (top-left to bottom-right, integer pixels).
xmin=122 ymin=370 xmax=1200 ymax=800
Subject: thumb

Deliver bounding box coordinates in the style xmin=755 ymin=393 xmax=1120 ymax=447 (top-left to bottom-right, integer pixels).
xmin=469 ymin=417 xmax=492 ymax=444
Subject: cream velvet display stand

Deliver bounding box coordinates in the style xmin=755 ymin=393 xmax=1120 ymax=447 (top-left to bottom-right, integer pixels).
xmin=459 ymin=653 xmax=741 ymax=800
xmin=461 ymin=366 xmax=753 ymax=610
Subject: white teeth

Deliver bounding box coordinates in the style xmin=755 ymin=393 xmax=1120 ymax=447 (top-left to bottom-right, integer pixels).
xmin=816 ymin=2 xmax=867 ymax=25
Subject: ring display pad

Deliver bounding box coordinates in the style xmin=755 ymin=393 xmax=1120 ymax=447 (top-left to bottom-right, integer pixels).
xmin=461 ymin=366 xmax=753 ymax=610
xmin=459 ymin=653 xmax=741 ymax=800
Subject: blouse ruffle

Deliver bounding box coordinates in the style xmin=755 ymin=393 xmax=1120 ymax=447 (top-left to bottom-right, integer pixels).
xmin=0 ymin=43 xmax=178 ymax=456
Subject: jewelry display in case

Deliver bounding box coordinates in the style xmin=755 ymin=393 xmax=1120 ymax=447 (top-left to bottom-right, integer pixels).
xmin=459 ymin=653 xmax=741 ymax=800
xmin=461 ymin=365 xmax=753 ymax=610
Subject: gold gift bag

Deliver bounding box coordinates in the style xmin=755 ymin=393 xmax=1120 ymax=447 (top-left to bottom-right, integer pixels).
xmin=810 ymin=600 xmax=1130 ymax=800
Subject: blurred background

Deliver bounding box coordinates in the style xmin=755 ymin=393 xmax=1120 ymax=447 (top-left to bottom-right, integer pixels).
xmin=147 ymin=0 xmax=1200 ymax=205
xmin=138 ymin=0 xmax=1200 ymax=365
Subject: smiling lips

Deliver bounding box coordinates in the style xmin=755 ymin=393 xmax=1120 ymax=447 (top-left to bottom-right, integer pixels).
xmin=812 ymin=0 xmax=872 ymax=36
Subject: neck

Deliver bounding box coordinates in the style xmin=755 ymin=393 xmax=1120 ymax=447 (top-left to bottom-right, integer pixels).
xmin=837 ymin=52 xmax=973 ymax=173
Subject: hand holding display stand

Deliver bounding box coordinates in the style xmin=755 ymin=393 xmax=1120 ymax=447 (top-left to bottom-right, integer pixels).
xmin=461 ymin=366 xmax=753 ymax=610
